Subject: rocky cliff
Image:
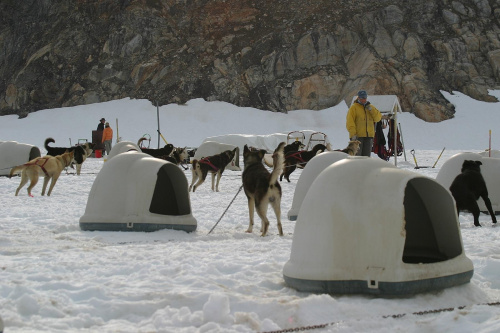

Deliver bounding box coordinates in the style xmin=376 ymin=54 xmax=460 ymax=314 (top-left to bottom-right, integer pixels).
xmin=1 ymin=0 xmax=499 ymax=121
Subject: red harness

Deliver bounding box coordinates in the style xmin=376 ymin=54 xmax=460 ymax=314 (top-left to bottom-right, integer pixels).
xmin=287 ymin=150 xmax=307 ymax=164
xmin=198 ymin=157 xmax=219 ymax=171
xmin=24 ymin=157 xmax=51 ymax=177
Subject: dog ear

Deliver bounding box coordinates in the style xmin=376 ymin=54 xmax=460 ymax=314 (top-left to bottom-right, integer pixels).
xmin=475 ymin=161 xmax=482 ymax=166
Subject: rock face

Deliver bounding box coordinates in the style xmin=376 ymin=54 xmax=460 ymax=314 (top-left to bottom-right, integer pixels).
xmin=0 ymin=0 xmax=499 ymax=121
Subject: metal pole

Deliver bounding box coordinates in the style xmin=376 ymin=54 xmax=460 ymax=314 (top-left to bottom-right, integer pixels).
xmin=398 ymin=123 xmax=406 ymax=161
xmin=157 ymin=101 xmax=160 ymax=149
xmin=489 ymin=129 xmax=492 ymax=157
xmin=394 ymin=110 xmax=398 ymax=167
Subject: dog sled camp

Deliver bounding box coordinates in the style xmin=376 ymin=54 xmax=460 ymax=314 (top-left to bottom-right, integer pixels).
xmin=1 ymin=93 xmax=500 ymax=332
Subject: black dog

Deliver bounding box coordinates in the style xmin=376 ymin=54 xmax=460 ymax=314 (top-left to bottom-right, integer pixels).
xmin=264 ymin=141 xmax=305 ymax=168
xmin=189 ymin=148 xmax=237 ymax=192
xmin=449 ymin=160 xmax=497 ymax=227
xmin=284 ymin=141 xmax=305 ymax=155
xmin=280 ymin=143 xmax=326 ymax=182
xmin=137 ymin=138 xmax=174 ymax=157
xmin=44 ymin=138 xmax=95 ymax=175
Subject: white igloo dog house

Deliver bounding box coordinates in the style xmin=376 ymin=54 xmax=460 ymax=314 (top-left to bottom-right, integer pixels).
xmin=0 ymin=141 xmax=41 ymax=176
xmin=479 ymin=149 xmax=500 ymax=158
xmin=106 ymin=141 xmax=141 ymax=160
xmin=283 ymin=157 xmax=473 ymax=296
xmin=436 ymin=152 xmax=500 ymax=214
xmin=288 ymin=151 xmax=348 ymax=220
xmin=80 ymin=151 xmax=197 ymax=232
xmin=194 ymin=141 xmax=240 ymax=171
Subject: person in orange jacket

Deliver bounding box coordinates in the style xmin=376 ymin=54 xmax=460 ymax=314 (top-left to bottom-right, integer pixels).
xmin=101 ymin=122 xmax=113 ymax=155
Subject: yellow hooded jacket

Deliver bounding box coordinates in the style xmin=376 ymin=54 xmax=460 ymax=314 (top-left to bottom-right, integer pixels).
xmin=346 ymin=100 xmax=382 ymax=138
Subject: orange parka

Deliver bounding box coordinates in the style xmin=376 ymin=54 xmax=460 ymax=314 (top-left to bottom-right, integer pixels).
xmin=101 ymin=127 xmax=113 ymax=142
xmin=346 ymin=100 xmax=382 ymax=138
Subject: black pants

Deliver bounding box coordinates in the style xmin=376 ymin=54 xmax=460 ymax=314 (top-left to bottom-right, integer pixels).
xmin=356 ymin=137 xmax=374 ymax=157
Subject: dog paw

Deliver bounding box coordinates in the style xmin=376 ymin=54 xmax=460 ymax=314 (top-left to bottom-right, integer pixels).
xmin=474 ymin=223 xmax=482 ymax=227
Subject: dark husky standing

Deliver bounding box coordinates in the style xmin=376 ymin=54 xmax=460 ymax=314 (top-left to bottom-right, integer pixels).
xmin=280 ymin=143 xmax=326 ymax=182
xmin=450 ymin=160 xmax=497 ymax=227
xmin=137 ymin=138 xmax=174 ymax=157
xmin=189 ymin=148 xmax=237 ymax=192
xmin=242 ymin=142 xmax=285 ymax=236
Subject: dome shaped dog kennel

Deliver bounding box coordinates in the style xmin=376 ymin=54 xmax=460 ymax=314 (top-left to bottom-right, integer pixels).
xmin=80 ymin=151 xmax=197 ymax=232
xmin=283 ymin=157 xmax=473 ymax=295
xmin=0 ymin=141 xmax=41 ymax=176
xmin=287 ymin=151 xmax=348 ymax=221
xmin=106 ymin=141 xmax=141 ymax=160
xmin=436 ymin=152 xmax=500 ymax=214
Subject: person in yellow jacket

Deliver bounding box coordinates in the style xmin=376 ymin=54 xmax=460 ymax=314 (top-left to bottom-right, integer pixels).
xmin=346 ymin=90 xmax=383 ymax=157
xmin=101 ymin=122 xmax=113 ymax=155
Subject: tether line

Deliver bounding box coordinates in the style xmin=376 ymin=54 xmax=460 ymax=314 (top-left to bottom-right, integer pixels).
xmin=259 ymin=301 xmax=500 ymax=333
xmin=207 ymin=184 xmax=243 ymax=235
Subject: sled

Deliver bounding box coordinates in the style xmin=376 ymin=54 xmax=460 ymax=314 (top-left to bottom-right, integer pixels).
xmin=305 ymin=132 xmax=328 ymax=150
xmin=77 ymin=139 xmax=89 ymax=145
xmin=286 ymin=131 xmax=306 ymax=145
xmin=138 ymin=134 xmax=151 ymax=148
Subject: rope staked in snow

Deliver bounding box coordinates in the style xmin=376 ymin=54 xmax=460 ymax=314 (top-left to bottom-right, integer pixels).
xmin=207 ymin=184 xmax=244 ymax=235
xmin=259 ymin=302 xmax=500 ymax=333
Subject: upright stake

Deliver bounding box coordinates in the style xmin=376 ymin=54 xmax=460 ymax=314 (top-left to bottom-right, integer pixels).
xmin=489 ymin=129 xmax=492 ymax=157
xmin=432 ymin=147 xmax=446 ymax=168
xmin=115 ymin=118 xmax=120 ymax=143
xmin=398 ymin=122 xmax=406 ymax=162
xmin=393 ymin=111 xmax=398 ymax=167
xmin=157 ymin=101 xmax=160 ymax=149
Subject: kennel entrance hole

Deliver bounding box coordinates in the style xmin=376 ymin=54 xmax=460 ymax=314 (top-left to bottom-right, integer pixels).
xmin=149 ymin=164 xmax=191 ymax=216
xmin=402 ymin=178 xmax=463 ymax=264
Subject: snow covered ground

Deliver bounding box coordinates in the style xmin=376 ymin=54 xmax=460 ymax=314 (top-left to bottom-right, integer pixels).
xmin=1 ymin=91 xmax=500 ymax=332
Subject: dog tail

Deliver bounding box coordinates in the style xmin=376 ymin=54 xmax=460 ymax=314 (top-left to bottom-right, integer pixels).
xmin=137 ymin=137 xmax=146 ymax=146
xmin=44 ymin=137 xmax=55 ymax=150
xmin=9 ymin=165 xmax=24 ymax=178
xmin=269 ymin=142 xmax=285 ymax=186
